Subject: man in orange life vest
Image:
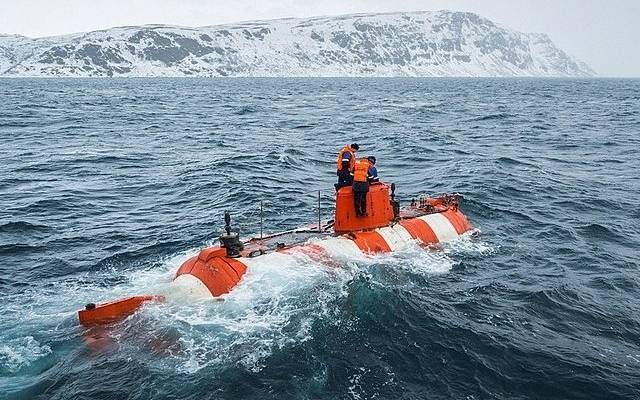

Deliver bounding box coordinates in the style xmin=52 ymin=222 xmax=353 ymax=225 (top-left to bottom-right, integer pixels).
xmin=352 ymin=156 xmax=379 ymax=217
xmin=336 ymin=143 xmax=359 ymax=189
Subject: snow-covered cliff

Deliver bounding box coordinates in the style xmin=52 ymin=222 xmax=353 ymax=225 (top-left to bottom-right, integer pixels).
xmin=0 ymin=11 xmax=594 ymax=77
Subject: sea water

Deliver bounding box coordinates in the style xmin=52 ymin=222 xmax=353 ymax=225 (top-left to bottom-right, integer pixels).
xmin=0 ymin=78 xmax=639 ymax=399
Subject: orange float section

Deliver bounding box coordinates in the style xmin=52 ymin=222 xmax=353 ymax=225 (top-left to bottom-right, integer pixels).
xmin=78 ymin=295 xmax=164 ymax=326
xmin=348 ymin=230 xmax=392 ymax=253
xmin=174 ymin=246 xmax=248 ymax=297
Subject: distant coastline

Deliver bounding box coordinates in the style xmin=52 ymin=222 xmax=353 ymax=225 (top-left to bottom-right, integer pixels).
xmin=0 ymin=11 xmax=594 ymax=78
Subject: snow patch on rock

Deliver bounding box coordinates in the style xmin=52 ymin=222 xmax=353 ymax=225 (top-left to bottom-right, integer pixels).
xmin=0 ymin=11 xmax=594 ymax=77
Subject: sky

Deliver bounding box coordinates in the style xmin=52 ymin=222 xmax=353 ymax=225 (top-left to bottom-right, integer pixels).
xmin=1 ymin=0 xmax=638 ymax=77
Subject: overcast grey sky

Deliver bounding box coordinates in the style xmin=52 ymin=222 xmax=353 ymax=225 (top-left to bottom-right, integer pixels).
xmin=1 ymin=0 xmax=638 ymax=76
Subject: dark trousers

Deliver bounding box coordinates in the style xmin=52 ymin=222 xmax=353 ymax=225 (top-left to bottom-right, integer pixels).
xmin=352 ymin=181 xmax=369 ymax=216
xmin=336 ymin=169 xmax=352 ymax=189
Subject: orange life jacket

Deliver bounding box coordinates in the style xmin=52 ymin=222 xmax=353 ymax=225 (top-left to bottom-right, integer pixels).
xmin=336 ymin=145 xmax=356 ymax=172
xmin=353 ymin=159 xmax=371 ymax=183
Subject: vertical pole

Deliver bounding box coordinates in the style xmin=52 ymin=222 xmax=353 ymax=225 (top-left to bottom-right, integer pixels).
xmin=260 ymin=200 xmax=263 ymax=239
xmin=318 ymin=190 xmax=321 ymax=232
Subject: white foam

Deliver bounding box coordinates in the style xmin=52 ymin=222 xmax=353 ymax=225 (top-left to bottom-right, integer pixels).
xmin=0 ymin=336 xmax=51 ymax=373
xmin=0 ymin=248 xmax=199 ymax=373
xmin=442 ymin=229 xmax=496 ymax=256
xmin=368 ymin=239 xmax=457 ymax=276
xmin=0 ymin=230 xmax=493 ymax=375
xmin=145 ymin=250 xmax=355 ymax=373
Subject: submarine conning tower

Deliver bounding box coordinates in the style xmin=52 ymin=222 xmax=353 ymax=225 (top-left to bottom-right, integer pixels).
xmin=333 ymin=183 xmax=398 ymax=233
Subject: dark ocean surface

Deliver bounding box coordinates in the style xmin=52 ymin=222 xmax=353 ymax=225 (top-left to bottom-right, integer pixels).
xmin=0 ymin=78 xmax=639 ymax=400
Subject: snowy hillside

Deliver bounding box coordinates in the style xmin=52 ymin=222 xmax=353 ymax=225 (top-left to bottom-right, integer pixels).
xmin=0 ymin=11 xmax=594 ymax=77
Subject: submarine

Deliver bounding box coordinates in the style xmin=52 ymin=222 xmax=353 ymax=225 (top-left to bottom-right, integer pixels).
xmin=78 ymin=182 xmax=473 ymax=326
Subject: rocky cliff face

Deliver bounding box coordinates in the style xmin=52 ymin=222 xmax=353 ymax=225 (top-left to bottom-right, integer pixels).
xmin=0 ymin=11 xmax=594 ymax=77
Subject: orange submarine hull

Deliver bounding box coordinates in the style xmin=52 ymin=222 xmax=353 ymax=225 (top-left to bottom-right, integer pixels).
xmin=78 ymin=183 xmax=472 ymax=326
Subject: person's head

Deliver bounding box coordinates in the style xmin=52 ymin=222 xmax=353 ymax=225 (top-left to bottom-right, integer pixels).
xmin=367 ymin=156 xmax=376 ymax=165
xmin=350 ymin=143 xmax=360 ymax=152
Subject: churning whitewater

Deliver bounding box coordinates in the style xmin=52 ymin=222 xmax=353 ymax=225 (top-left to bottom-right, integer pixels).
xmin=1 ymin=78 xmax=639 ymax=399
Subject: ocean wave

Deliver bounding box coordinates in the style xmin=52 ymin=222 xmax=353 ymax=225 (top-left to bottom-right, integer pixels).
xmin=465 ymin=112 xmax=514 ymax=122
xmin=0 ymin=337 xmax=51 ymax=374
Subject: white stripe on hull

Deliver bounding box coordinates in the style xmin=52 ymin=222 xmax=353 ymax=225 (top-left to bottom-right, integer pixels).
xmin=172 ymin=274 xmax=213 ymax=298
xmin=376 ymin=225 xmax=414 ymax=251
xmin=313 ymin=236 xmax=362 ymax=258
xmin=418 ymin=213 xmax=458 ymax=243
